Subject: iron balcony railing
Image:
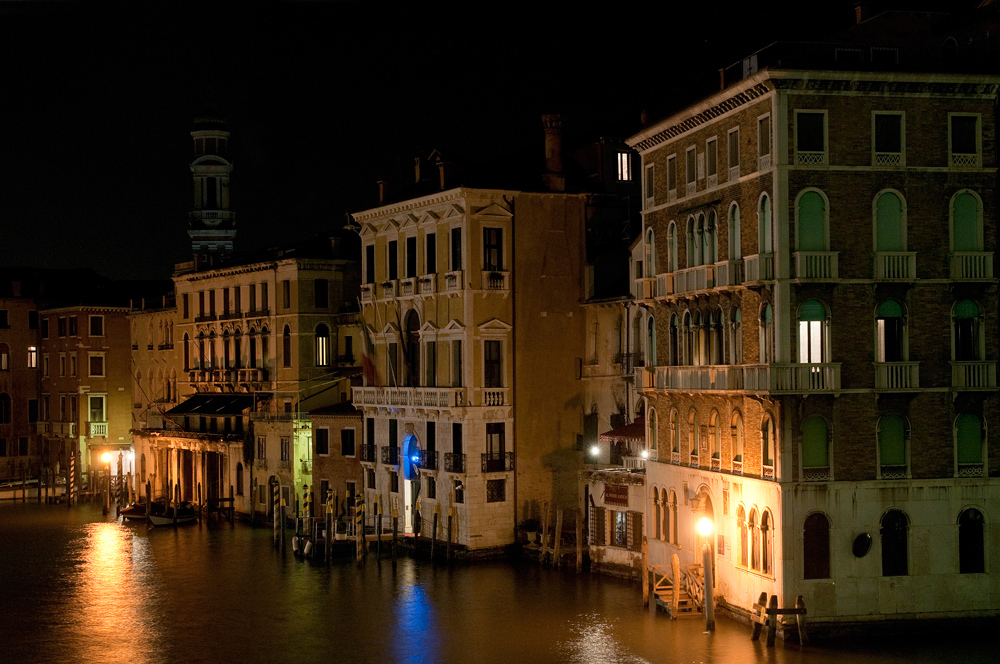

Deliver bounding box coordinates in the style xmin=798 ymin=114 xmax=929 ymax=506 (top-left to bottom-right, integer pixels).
xmin=416 ymin=449 xmax=438 ymax=471
xmin=444 ymin=453 xmax=466 ymax=474
xmin=380 ymin=446 xmax=399 ymax=466
xmin=359 ymin=444 xmax=376 ymax=463
xmin=482 ymin=452 xmax=514 ymax=472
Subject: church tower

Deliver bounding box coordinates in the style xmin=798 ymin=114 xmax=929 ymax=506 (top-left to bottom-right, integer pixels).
xmin=188 ymin=115 xmax=235 ymax=269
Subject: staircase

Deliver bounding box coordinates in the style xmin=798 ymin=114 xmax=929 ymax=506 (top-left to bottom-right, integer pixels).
xmin=651 ymin=554 xmax=704 ymax=619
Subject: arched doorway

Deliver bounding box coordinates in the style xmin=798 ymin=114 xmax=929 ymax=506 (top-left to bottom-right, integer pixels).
xmin=401 ymin=434 xmax=421 ymax=534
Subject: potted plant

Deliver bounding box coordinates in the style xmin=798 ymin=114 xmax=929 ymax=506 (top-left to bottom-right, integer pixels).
xmin=518 ymin=517 xmax=541 ymax=544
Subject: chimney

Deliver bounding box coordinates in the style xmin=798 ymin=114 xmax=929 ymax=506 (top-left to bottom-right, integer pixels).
xmin=414 ymin=156 xmax=421 ymax=184
xmin=640 ymin=109 xmax=649 ymax=127
xmin=377 ymin=180 xmax=388 ymax=203
xmin=854 ymin=2 xmax=868 ymax=24
xmin=437 ymin=156 xmax=449 ymax=190
xmin=541 ymin=114 xmax=566 ymax=192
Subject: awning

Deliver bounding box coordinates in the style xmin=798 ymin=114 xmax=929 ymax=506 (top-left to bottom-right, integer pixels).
xmin=599 ymin=417 xmax=645 ymax=443
xmin=166 ymin=393 xmax=269 ymax=416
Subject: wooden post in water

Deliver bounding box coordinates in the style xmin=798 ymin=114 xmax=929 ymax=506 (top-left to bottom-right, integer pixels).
xmin=21 ymin=465 xmax=26 ymax=502
xmin=576 ymin=509 xmax=583 ymax=572
xmin=671 ymin=554 xmax=681 ymax=618
xmin=197 ymin=483 xmax=202 ymax=525
xmin=229 ymin=485 xmax=234 ymax=524
xmin=750 ymin=591 xmax=767 ymax=641
xmin=552 ymin=509 xmax=564 ymax=567
xmin=765 ymin=594 xmax=778 ymax=646
xmin=376 ymin=502 xmax=382 ymax=561
xmin=446 ymin=507 xmax=453 ymax=565
xmin=392 ymin=511 xmax=398 ymax=568
xmin=431 ymin=506 xmax=439 ymax=563
xmin=145 ymin=482 xmax=152 ymax=525
xmin=539 ymin=504 xmax=551 ymax=565
xmin=795 ymin=595 xmax=809 ymax=645
xmin=173 ymin=484 xmax=180 ymax=526
xmin=325 ymin=498 xmax=333 ymax=565
xmin=642 ymin=536 xmax=649 ymax=607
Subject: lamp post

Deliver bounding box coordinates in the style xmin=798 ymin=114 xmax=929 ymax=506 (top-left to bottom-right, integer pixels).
xmin=101 ymin=452 xmax=112 ymax=515
xmin=696 ymin=516 xmax=715 ymax=631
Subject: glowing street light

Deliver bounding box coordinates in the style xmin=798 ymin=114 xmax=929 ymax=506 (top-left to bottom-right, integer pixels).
xmin=696 ymin=516 xmax=715 ymax=631
xmin=640 ymin=449 xmax=649 ymax=459
xmin=696 ymin=516 xmax=713 ymax=537
xmin=590 ymin=445 xmax=600 ymax=458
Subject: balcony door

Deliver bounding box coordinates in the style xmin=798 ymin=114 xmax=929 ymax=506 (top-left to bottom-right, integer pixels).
xmin=402 ymin=434 xmax=421 ymax=535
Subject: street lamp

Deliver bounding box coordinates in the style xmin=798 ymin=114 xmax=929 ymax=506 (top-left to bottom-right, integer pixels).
xmin=101 ymin=452 xmax=112 ymax=515
xmin=696 ymin=516 xmax=715 ymax=631
xmin=590 ymin=445 xmax=600 ymax=458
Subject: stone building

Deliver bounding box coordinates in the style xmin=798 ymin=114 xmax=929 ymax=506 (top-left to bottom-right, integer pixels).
xmin=627 ymin=9 xmax=999 ymax=629
xmin=0 ymin=280 xmax=41 ymax=482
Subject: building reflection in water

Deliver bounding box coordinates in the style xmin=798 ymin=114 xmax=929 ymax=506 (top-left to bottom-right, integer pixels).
xmin=390 ymin=562 xmax=440 ymax=663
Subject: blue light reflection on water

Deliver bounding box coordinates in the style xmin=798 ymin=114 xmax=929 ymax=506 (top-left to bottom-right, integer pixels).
xmin=0 ymin=503 xmax=996 ymax=664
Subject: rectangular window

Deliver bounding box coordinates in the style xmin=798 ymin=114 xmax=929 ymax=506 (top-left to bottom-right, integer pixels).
xmin=644 ymin=164 xmax=654 ymax=204
xmin=0 ymin=310 xmax=9 ymax=328
xmin=486 ymin=479 xmax=506 ymax=502
xmin=426 ymin=421 xmax=436 ymax=454
xmin=424 ymin=341 xmax=436 ymax=387
xmin=316 ymin=428 xmax=330 ymax=455
xmin=209 ymin=291 xmax=216 ymax=316
xmin=389 ymin=419 xmax=398 ymax=448
xmin=365 ymin=244 xmax=376 ymax=283
xmin=249 ymin=285 xmax=257 ymax=313
xmin=40 ymin=396 xmax=49 ymax=421
xmin=758 ymin=115 xmax=771 ymax=167
xmin=70 ymin=355 xmax=76 ymax=377
xmin=613 ymin=510 xmax=628 ymax=548
xmin=89 ymin=354 xmax=104 ymax=377
xmin=425 ymin=233 xmax=436 ymax=274
xmin=795 ymin=110 xmax=826 ymax=164
xmin=28 ymin=311 xmax=38 ymax=330
xmin=427 ymin=476 xmax=436 ymax=499
xmin=59 ymin=353 xmax=66 ymax=376
xmin=341 ymin=428 xmax=356 ymax=457
xmin=280 ymin=437 xmax=290 ymax=462
xmin=685 ymin=146 xmax=696 ymax=186
xmin=68 ymin=317 xmax=77 ymax=337
xmin=261 ymin=282 xmax=268 ymax=311
xmin=257 ymin=436 xmax=266 ymax=459
xmin=222 ymin=288 xmax=230 ymax=316
xmin=873 ymin=112 xmax=904 ymax=166
xmin=452 ymin=422 xmax=463 ymax=454
xmin=18 ymin=437 xmax=27 ymax=456
xmin=314 ymin=279 xmax=328 ymax=308
xmin=486 ymin=422 xmax=505 ymax=456
xmin=27 ymin=346 xmax=37 ymax=369
xmin=617 ymin=152 xmax=631 ymax=181
xmin=706 ymin=137 xmax=718 ymax=181
xmin=0 ymin=438 xmax=6 ymax=456
xmin=666 ymin=155 xmax=676 ymax=196
xmin=366 ymin=468 xmax=376 ymax=490
xmin=234 ymin=286 xmax=241 ymax=314
xmin=367 ymin=417 xmax=375 ymax=449
xmin=58 ymin=317 xmax=66 ymax=337
xmin=182 ymin=294 xmax=190 ymax=319
xmin=89 ymin=395 xmax=105 ymax=423
xmin=282 ymin=280 xmax=291 ymax=309
xmin=319 ymin=479 xmax=329 ymax=504
xmin=28 ymin=399 xmax=38 ymax=423
xmin=42 ymin=354 xmax=49 ymax=377
xmin=484 ymin=228 xmax=503 ymax=271
xmin=388 ymin=342 xmax=399 ymax=387
xmin=950 ymin=113 xmax=981 ymax=167
xmin=454 ymin=479 xmax=464 ymax=504
xmin=388 ymin=240 xmax=398 ymax=280
xmin=345 ymin=480 xmax=356 ymax=499
xmin=199 ymin=292 xmax=205 ymax=317
xmin=450 ymin=227 xmax=462 ymax=271
xmin=390 ymin=471 xmax=399 ymax=493
xmin=41 ymin=318 xmax=48 ymax=339
xmin=451 ymin=340 xmax=462 ymax=387
xmin=484 ymin=340 xmax=502 ymax=388
xmin=406 ymin=236 xmax=417 ymax=278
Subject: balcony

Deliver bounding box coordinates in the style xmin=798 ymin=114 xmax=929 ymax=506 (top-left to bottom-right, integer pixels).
xmin=674 ymin=265 xmax=714 ymax=294
xmin=714 ymin=259 xmax=744 ymax=289
xmin=482 ymin=388 xmax=508 ymax=407
xmin=245 ymin=307 xmax=270 ymax=317
xmin=157 ymin=343 xmax=174 ymax=350
xmin=614 ymin=351 xmax=643 ymax=375
xmin=416 ymin=449 xmax=438 ymax=471
xmin=643 ymin=365 xmax=742 ymax=392
xmin=707 ymin=173 xmax=718 ymax=188
xmin=194 ymin=314 xmax=217 ymax=323
xmin=950 ymin=252 xmax=994 ymax=280
xmin=744 ymin=253 xmax=773 ymax=282
xmin=757 ymin=153 xmax=771 ymax=171
xmin=622 ymin=455 xmax=646 ymax=471
xmin=802 ymin=466 xmax=830 ymax=481
xmin=444 ymin=453 xmax=466 ymax=474
xmin=635 ymin=277 xmax=657 ymax=302
xmin=278 ymin=460 xmax=291 ymax=471
xmin=796 ymin=150 xmax=826 ymax=165
xmin=352 ymin=386 xmax=467 ymax=409
xmin=89 ymin=421 xmax=108 ymax=438
xmin=684 ymin=180 xmax=696 ymax=197
xmin=482 ymin=452 xmax=514 ymax=472
xmin=762 ymin=465 xmax=775 ymax=480
xmin=743 ymin=363 xmax=841 ymax=393
xmin=444 ymin=270 xmax=464 ymax=293
xmin=399 ymin=277 xmax=417 ymax=298
xmin=950 ymin=151 xmax=980 ymax=168
xmin=874 ymin=151 xmax=902 ymax=167
xmin=482 ymin=270 xmax=510 ymax=292
xmin=380 ymin=281 xmax=398 ymax=299
xmin=670 ymin=451 xmax=680 ymax=464
xmin=418 ymin=275 xmax=436 ymax=295
xmin=880 ymin=464 xmax=907 ymax=480
xmin=952 ymin=361 xmax=997 ymax=389
xmin=238 ymin=367 xmax=268 ymax=382
xmin=360 ymin=284 xmax=376 ymax=303
xmin=255 ymin=459 xmax=268 ymax=470
xmin=359 ymin=444 xmax=376 ymax=463
xmin=874 ymin=252 xmax=916 ymax=280
xmin=874 ymin=362 xmax=919 ymax=390
xmin=381 ymin=446 xmax=399 ymax=466
xmin=710 ymin=456 xmax=721 ymax=472
xmin=728 ymin=165 xmax=740 ymax=181
xmin=957 ymin=463 xmax=984 ymax=478
xmin=794 ymin=252 xmax=839 ymax=279
xmin=655 ymin=273 xmax=674 ymax=299
xmin=300 ymin=459 xmax=312 ymax=474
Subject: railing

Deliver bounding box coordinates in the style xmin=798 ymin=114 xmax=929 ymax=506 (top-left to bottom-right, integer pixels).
xmin=673 ymin=265 xmax=714 ymax=294
xmin=762 ymin=465 xmax=774 ymax=480
xmin=689 ymin=454 xmax=699 ymax=468
xmin=399 ymin=277 xmax=417 ymax=297
xmin=655 ymin=273 xmax=674 ymax=299
xmin=380 ymin=446 xmax=399 ymax=466
xmin=732 ymin=459 xmax=743 ymax=475
xmin=250 ymin=411 xmax=310 ymax=422
xmin=648 ymin=365 xmax=742 ymax=392
xmin=482 ymin=388 xmax=507 ymax=406
xmin=684 ymin=180 xmax=696 ymax=197
xmin=482 ymin=452 xmax=514 ymax=472
xmin=635 ymin=366 xmax=654 ymax=389
xmin=874 ymin=152 xmax=902 ymax=167
xmin=728 ymin=165 xmax=740 ymax=181
xmin=707 ymin=173 xmax=718 ymax=188
xmin=670 ymin=451 xmax=680 ymax=464
xmin=614 ymin=351 xmax=644 ymax=375
xmin=952 ymin=361 xmax=997 ymax=388
xmin=796 ymin=150 xmax=826 ymax=165
xmin=874 ymin=252 xmax=916 ymax=280
xmin=445 ymin=270 xmax=463 ymax=292
xmin=744 ymin=253 xmax=773 ymax=282
xmin=89 ymin=421 xmax=108 ymax=437
xmin=334 ymin=353 xmax=355 ymax=364
xmin=880 ymin=464 xmax=907 ymax=480
xmin=714 ymin=259 xmax=744 ymax=288
xmin=636 ymin=277 xmax=657 ymax=301
xmin=245 ymin=307 xmax=270 ymax=317
xmin=622 ymin=455 xmax=646 ymax=471
xmin=418 ymin=275 xmax=436 ymax=295
xmin=360 ymin=284 xmax=375 ymax=303
xmin=190 ymin=210 xmax=234 ymax=221
xmin=300 ymin=459 xmax=312 ymax=474
xmin=36 ymin=421 xmax=51 ymax=435
xmin=710 ymin=456 xmax=720 ymax=472
xmin=667 ymin=189 xmax=677 ymax=203
xmin=794 ymin=251 xmax=839 ymax=279
xmin=874 ymin=362 xmax=919 ymax=390
xmin=238 ymin=368 xmax=268 ymax=382
xmin=352 ymin=386 xmax=467 ymax=409
xmin=957 ymin=463 xmax=984 ymax=478
xmin=417 ymin=449 xmax=438 ymax=470
xmin=743 ymin=363 xmax=841 ymax=392
xmin=482 ymin=270 xmax=510 ymax=291
xmin=757 ymin=153 xmax=771 ymax=171
xmin=951 ymin=152 xmax=980 ymax=167
xmin=359 ymin=444 xmax=376 ymax=463
xmin=950 ymin=252 xmax=993 ymax=280
xmin=802 ymin=466 xmax=830 ymax=481
xmin=194 ymin=314 xmax=216 ymax=322
xmin=444 ymin=453 xmax=466 ymax=473
xmin=157 ymin=343 xmax=174 ymax=350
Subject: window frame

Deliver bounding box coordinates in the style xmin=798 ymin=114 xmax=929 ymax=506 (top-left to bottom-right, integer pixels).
xmin=727 ymin=127 xmax=740 ymax=180
xmin=948 ymin=112 xmax=982 ymax=168
xmin=644 ymin=163 xmax=655 ymax=207
xmin=315 ymin=427 xmax=330 ymax=456
xmin=705 ymin=136 xmax=718 ymax=184
xmin=794 ymin=109 xmax=828 ymax=166
xmin=872 ymin=111 xmax=905 ymax=167
xmin=757 ymin=113 xmax=772 ymax=170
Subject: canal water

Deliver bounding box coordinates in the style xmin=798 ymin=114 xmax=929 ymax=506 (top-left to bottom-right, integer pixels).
xmin=0 ymin=503 xmax=993 ymax=664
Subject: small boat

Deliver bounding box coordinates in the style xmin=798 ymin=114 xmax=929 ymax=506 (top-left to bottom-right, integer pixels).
xmin=148 ymin=501 xmax=198 ymax=526
xmin=120 ymin=502 xmax=148 ymax=521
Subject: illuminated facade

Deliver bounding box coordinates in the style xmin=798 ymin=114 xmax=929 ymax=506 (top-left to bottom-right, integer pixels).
xmin=0 ymin=288 xmax=42 ymax=482
xmin=629 ymin=12 xmax=999 ymax=629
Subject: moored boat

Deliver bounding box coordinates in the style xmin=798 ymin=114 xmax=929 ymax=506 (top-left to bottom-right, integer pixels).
xmin=119 ymin=502 xmax=147 ymax=521
xmin=148 ymin=501 xmax=198 ymax=526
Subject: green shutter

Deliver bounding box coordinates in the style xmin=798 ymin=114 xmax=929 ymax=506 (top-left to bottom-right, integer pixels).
xmin=801 ymin=416 xmax=829 ymax=467
xmin=879 ymin=415 xmax=906 ymax=465
xmin=877 ymin=300 xmax=903 ymax=318
xmin=956 ymin=414 xmax=983 ymax=464
xmin=953 ymin=193 xmax=980 ymax=252
xmin=797 ymin=191 xmax=827 ymax=252
xmin=875 ymin=192 xmax=904 ymax=251
xmin=954 ymin=300 xmax=979 ymax=319
xmin=799 ymin=299 xmax=826 ymax=321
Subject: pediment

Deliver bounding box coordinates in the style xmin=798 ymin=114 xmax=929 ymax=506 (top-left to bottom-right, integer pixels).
xmin=401 ymin=213 xmax=420 ymax=229
xmin=444 ymin=203 xmax=465 ymax=218
xmin=419 ymin=321 xmax=438 ymax=333
xmin=477 ymin=318 xmax=512 ymax=332
xmin=359 ymin=223 xmax=378 ymax=239
xmin=418 ymin=211 xmax=440 ymax=225
xmin=377 ymin=219 xmax=400 ymax=234
xmin=380 ymin=322 xmax=400 ymax=336
xmin=442 ymin=319 xmax=465 ymax=332
xmin=472 ymin=202 xmax=512 ymax=219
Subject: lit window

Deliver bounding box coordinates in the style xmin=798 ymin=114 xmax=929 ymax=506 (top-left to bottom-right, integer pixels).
xmin=27 ymin=346 xmax=38 ymax=369
xmin=315 ymin=324 xmax=330 ymax=367
xmin=797 ymin=300 xmax=828 ymax=363
xmin=617 ymin=152 xmax=631 ymax=181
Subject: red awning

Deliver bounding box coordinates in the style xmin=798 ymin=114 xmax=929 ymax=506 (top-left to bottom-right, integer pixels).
xmin=599 ymin=417 xmax=645 ymax=443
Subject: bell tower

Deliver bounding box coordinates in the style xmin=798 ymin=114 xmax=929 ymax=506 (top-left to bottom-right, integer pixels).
xmin=188 ymin=115 xmax=235 ymax=269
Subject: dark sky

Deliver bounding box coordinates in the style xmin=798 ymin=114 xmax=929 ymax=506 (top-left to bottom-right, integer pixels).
xmin=0 ymin=2 xmax=917 ymax=281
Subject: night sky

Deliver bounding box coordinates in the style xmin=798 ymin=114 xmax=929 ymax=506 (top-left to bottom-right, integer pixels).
xmin=0 ymin=2 xmax=934 ymax=281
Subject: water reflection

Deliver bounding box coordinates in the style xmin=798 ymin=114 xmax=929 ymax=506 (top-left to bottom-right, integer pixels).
xmin=391 ymin=563 xmax=439 ymax=663
xmin=561 ymin=613 xmax=651 ymax=664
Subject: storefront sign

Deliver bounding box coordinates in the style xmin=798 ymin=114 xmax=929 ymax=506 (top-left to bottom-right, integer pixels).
xmin=603 ymin=483 xmax=629 ymax=507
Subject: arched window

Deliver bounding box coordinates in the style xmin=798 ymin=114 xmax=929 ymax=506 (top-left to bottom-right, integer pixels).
xmin=749 ymin=508 xmax=760 ymax=570
xmin=208 ymin=331 xmax=217 ymax=368
xmin=710 ymin=309 xmax=723 ymax=365
xmin=761 ymin=510 xmax=773 ymax=574
xmin=183 ymin=333 xmax=190 ymax=371
xmin=197 ymin=333 xmax=205 ymax=370
xmin=233 ymin=330 xmax=242 ymax=369
xmin=249 ymin=331 xmax=258 ymax=369
xmin=704 ymin=211 xmax=718 ymax=265
xmin=646 ymin=315 xmax=656 ymax=367
xmin=653 ymin=486 xmax=661 ymax=540
xmin=645 ymin=228 xmax=656 ymax=276
xmin=958 ymin=508 xmax=985 ymax=574
xmin=801 ymin=415 xmax=829 ymax=480
xmin=955 ymin=413 xmax=984 ymax=475
xmin=880 ymin=509 xmax=909 ymax=576
xmin=140 ymin=453 xmax=146 ymax=483
xmin=236 ymin=462 xmax=244 ymax=496
xmin=730 ymin=306 xmax=742 ymax=364
xmin=687 ymin=216 xmax=700 ymax=267
xmin=222 ymin=331 xmax=231 ymax=369
xmin=953 ymin=300 xmax=981 ymax=361
xmin=670 ymin=409 xmax=680 ymax=454
xmin=876 ymin=300 xmax=905 ymax=362
xmin=798 ymin=299 xmax=829 ymax=363
xmin=951 ymin=191 xmax=982 ymax=252
xmin=759 ymin=304 xmax=774 ymax=363
xmin=878 ymin=414 xmax=908 ymax=479
xmin=667 ymin=222 xmax=678 ymax=273
xmin=282 ymin=325 xmax=292 ymax=368
xmin=737 ymin=505 xmax=748 ymax=567
xmin=648 ymin=409 xmax=658 ymax=452
xmin=728 ymin=203 xmax=741 ymax=260
xmin=0 ymin=343 xmax=8 ymax=371
xmin=875 ymin=191 xmax=905 ymax=251
xmin=692 ymin=311 xmax=703 ymax=366
xmin=261 ymin=327 xmax=270 ymax=367
xmin=315 ymin=324 xmax=330 ymax=367
xmin=668 ymin=314 xmax=679 ymax=366
xmin=134 ymin=371 xmax=143 ymax=407
xmin=803 ymin=512 xmax=831 ymax=579
xmin=660 ymin=488 xmax=668 ymax=542
xmin=668 ymin=490 xmax=678 ymax=543
xmin=731 ymin=411 xmax=744 ymax=465
xmin=709 ymin=410 xmax=721 ymax=460
xmin=682 ymin=311 xmax=693 ymax=365
xmin=759 ymin=194 xmax=772 ymax=254
xmin=761 ymin=415 xmax=775 ymax=470
xmin=796 ymin=190 xmax=827 ymax=251
xmin=688 ymin=409 xmax=699 ymax=460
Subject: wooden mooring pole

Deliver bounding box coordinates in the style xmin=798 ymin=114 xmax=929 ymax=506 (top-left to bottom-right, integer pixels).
xmin=641 ymin=536 xmax=649 ymax=607
xmin=447 ymin=508 xmax=453 ymax=564
xmin=576 ymin=509 xmax=583 ymax=572
xmin=552 ymin=509 xmax=564 ymax=567
xmin=539 ymin=504 xmax=550 ymax=565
